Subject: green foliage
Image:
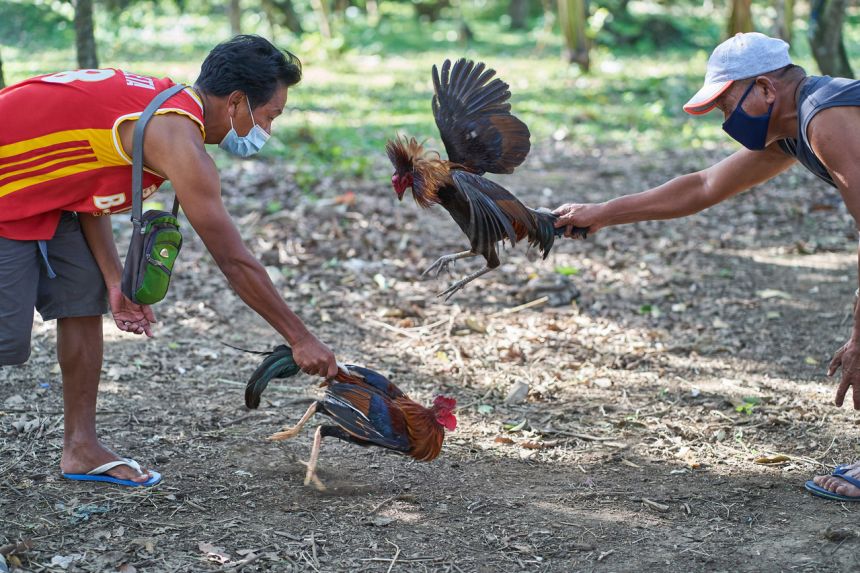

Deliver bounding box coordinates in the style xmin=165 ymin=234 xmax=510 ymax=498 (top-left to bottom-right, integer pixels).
xmin=735 ymin=396 xmax=761 ymax=415
xmin=0 ymin=1 xmax=73 ymax=50
xmin=3 ymin=0 xmax=858 ymax=191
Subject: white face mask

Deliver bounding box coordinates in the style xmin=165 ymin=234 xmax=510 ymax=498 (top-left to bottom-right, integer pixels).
xmin=219 ymin=98 xmax=270 ymax=157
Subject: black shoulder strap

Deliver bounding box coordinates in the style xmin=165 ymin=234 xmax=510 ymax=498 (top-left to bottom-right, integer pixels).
xmin=131 ymin=83 xmax=187 ymax=230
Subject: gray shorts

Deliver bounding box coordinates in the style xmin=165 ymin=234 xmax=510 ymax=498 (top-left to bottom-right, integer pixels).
xmin=0 ymin=212 xmax=108 ymax=365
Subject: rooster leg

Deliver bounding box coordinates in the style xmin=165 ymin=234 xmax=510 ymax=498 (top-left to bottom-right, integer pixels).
xmin=266 ymin=403 xmax=318 ymax=441
xmin=302 ymin=426 xmax=326 ymax=491
xmin=421 ymin=250 xmax=476 ymax=278
xmin=438 ymin=265 xmax=493 ymax=301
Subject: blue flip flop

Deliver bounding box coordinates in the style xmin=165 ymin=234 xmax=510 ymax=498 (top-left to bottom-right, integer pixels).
xmin=62 ymin=458 xmax=161 ymax=487
xmin=804 ymin=465 xmax=860 ymax=502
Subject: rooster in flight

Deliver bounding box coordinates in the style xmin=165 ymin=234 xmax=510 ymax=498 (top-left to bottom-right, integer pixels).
xmin=243 ymin=345 xmax=457 ymax=490
xmin=387 ymin=58 xmax=586 ymax=300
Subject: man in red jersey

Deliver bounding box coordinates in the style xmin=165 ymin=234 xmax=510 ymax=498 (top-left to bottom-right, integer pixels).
xmin=0 ymin=35 xmax=338 ymax=487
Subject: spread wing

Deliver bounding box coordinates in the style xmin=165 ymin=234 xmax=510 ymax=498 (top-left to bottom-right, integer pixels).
xmin=452 ymin=170 xmax=536 ymax=253
xmin=432 ymin=59 xmax=531 ymax=175
xmin=320 ymin=383 xmax=410 ymax=452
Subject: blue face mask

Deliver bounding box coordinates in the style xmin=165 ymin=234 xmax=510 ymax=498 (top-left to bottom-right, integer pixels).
xmin=219 ymin=98 xmax=270 ymax=157
xmin=722 ymin=81 xmax=773 ymax=151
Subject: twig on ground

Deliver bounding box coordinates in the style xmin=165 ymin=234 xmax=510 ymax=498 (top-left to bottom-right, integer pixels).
xmin=490 ymin=296 xmax=548 ymax=317
xmin=370 ymin=495 xmax=398 ymax=515
xmin=385 ymin=540 xmax=401 ymax=573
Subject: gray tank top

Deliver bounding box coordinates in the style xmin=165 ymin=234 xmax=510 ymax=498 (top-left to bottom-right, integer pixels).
xmin=777 ymin=75 xmax=860 ymax=188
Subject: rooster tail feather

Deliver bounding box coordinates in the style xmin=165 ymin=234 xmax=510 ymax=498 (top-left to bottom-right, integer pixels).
xmin=528 ymin=208 xmax=560 ymax=259
xmin=245 ymin=345 xmax=301 ymax=409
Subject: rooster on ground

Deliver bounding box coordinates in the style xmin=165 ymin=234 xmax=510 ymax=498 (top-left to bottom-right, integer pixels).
xmin=387 ymin=58 xmax=587 ymax=300
xmin=243 ymin=345 xmax=457 ymax=490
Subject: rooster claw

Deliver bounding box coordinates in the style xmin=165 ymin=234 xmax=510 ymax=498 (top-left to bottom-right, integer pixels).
xmin=421 ymin=256 xmax=455 ymax=278
xmin=436 ymin=265 xmax=493 ymax=302
xmin=299 ymin=460 xmax=327 ymax=491
xmin=436 ymin=282 xmax=466 ymax=302
xmin=421 ymin=251 xmax=476 ymax=279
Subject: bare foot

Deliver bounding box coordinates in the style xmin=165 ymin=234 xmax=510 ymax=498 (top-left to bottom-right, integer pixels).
xmin=812 ymin=460 xmax=860 ymax=498
xmin=60 ymin=440 xmax=152 ymax=483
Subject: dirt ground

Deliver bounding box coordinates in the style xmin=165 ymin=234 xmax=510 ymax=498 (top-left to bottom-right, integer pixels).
xmin=2 ymin=143 xmax=860 ymax=572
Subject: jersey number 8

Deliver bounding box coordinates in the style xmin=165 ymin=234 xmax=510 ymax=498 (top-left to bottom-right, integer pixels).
xmin=42 ymin=69 xmax=116 ymax=84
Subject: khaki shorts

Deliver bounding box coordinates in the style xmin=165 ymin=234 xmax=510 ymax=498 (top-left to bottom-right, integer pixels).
xmin=0 ymin=212 xmax=107 ymax=365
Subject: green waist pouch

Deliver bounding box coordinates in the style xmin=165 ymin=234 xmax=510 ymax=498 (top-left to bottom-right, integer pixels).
xmin=121 ymin=210 xmax=182 ymax=305
xmin=120 ymin=84 xmax=186 ymax=305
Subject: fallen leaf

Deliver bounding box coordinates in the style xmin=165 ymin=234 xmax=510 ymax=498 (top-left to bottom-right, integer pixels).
xmin=804 ymin=356 xmax=819 ymax=366
xmin=504 ymin=419 xmax=527 ymax=433
xmin=494 ymin=436 xmax=515 ymax=444
xmin=333 ymin=191 xmax=356 ymax=206
xmin=642 ymin=498 xmax=670 ymax=512
xmin=521 ymin=440 xmax=559 ymax=450
xmin=118 ymin=563 xmax=138 ymax=573
xmin=465 ymin=317 xmax=487 ymax=334
xmin=504 ymin=381 xmax=529 ymax=404
xmin=198 ymin=542 xmax=231 ymax=564
xmin=754 ymin=454 xmax=791 ymax=464
xmin=757 ymin=289 xmax=792 ymax=300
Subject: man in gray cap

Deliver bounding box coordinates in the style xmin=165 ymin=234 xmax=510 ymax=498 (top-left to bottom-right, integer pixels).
xmin=554 ymin=32 xmax=860 ymax=502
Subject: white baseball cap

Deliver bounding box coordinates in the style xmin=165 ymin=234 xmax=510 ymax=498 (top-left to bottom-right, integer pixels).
xmin=684 ymin=32 xmax=792 ymax=115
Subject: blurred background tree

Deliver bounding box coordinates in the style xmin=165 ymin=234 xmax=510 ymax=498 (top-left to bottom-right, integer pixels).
xmin=0 ymin=0 xmax=857 ymax=185
xmin=73 ymin=0 xmax=99 ymax=68
xmin=728 ymin=0 xmax=754 ymax=35
xmin=809 ymin=0 xmax=853 ymax=77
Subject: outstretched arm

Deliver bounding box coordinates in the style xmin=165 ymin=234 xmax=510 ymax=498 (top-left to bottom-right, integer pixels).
xmin=134 ymin=114 xmax=337 ymax=378
xmin=553 ymin=145 xmax=795 ymax=236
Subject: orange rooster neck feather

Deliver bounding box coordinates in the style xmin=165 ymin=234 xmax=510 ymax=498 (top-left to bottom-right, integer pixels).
xmin=386 ymin=136 xmax=453 ymax=209
xmin=396 ymin=397 xmax=446 ymax=461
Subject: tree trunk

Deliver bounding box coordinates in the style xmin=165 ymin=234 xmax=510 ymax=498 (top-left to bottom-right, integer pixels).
xmin=773 ymin=0 xmax=793 ymax=43
xmin=228 ymin=0 xmax=242 ymax=35
xmin=366 ymin=0 xmax=379 ymax=25
xmin=73 ymin=0 xmax=99 ymax=69
xmin=310 ymin=0 xmax=332 ymax=38
xmin=262 ymin=0 xmax=304 ymax=35
xmin=509 ymin=0 xmax=529 ymax=30
xmin=727 ymin=0 xmax=753 ymax=36
xmin=809 ymin=0 xmax=853 ymax=77
xmin=0 ymin=48 xmax=5 ymax=90
xmin=558 ymin=0 xmax=589 ymax=72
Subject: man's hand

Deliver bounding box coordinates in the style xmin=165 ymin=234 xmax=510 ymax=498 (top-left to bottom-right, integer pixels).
xmin=108 ymin=286 xmax=156 ymax=337
xmin=291 ymin=332 xmax=338 ymax=378
xmin=828 ymin=338 xmax=860 ymax=410
xmin=553 ymin=203 xmax=604 ymax=238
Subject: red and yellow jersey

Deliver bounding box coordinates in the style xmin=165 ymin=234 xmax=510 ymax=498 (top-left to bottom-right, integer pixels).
xmin=0 ymin=68 xmax=205 ymax=240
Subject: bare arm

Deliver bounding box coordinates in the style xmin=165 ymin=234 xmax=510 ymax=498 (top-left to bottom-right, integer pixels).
xmin=554 ymin=145 xmax=795 ymax=234
xmin=78 ymin=213 xmax=155 ymax=337
xmin=135 ymin=114 xmax=337 ymax=377
xmin=809 ymin=106 xmax=860 ymax=410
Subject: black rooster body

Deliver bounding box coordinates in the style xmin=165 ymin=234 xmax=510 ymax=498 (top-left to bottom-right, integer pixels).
xmin=387 ymin=59 xmax=587 ymax=299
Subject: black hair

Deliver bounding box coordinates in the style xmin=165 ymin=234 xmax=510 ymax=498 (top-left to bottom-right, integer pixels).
xmin=195 ymin=35 xmax=302 ymax=109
